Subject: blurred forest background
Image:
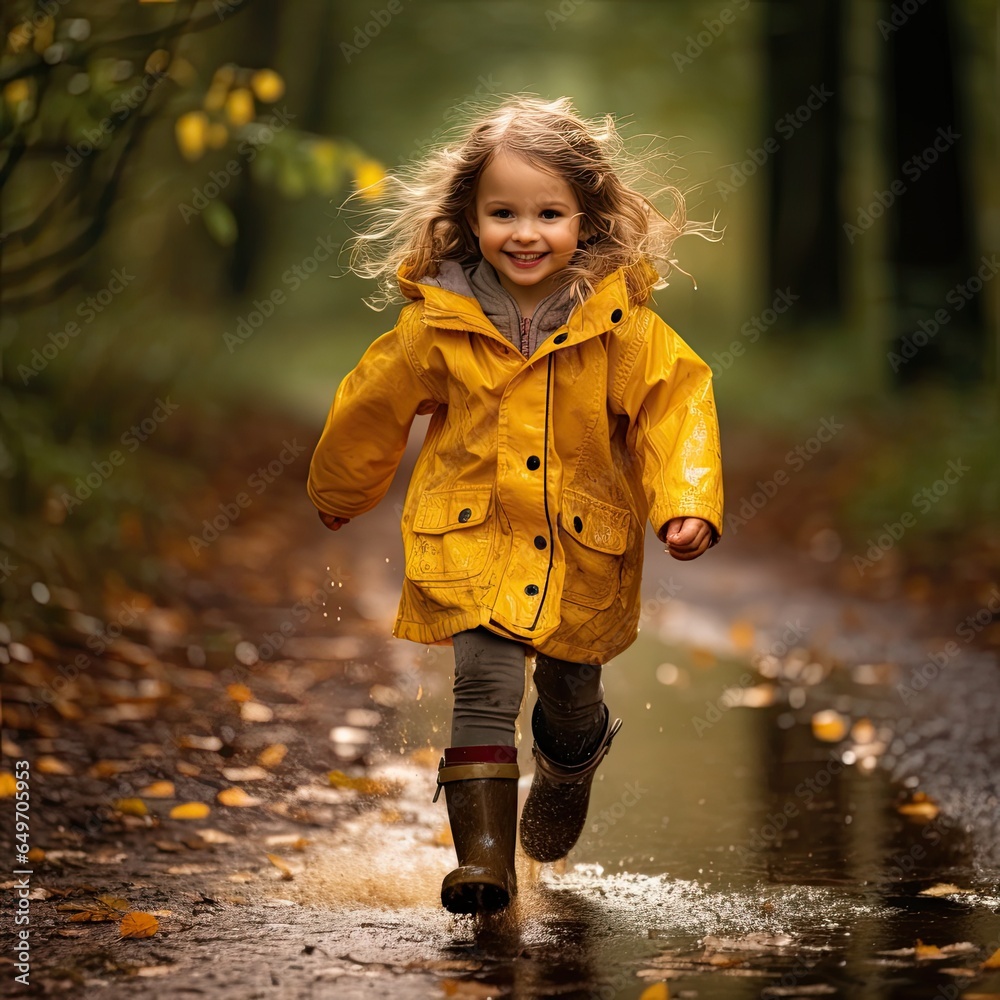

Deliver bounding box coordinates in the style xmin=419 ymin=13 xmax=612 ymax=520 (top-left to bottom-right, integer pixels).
xmin=1 ymin=0 xmax=997 ymax=629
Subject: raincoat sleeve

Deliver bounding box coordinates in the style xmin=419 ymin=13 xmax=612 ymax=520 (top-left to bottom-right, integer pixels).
xmin=307 ymin=307 xmax=442 ymax=519
xmin=616 ymin=315 xmax=724 ymax=544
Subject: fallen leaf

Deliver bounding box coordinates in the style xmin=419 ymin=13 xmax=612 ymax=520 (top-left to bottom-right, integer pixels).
xmin=195 ymin=827 xmax=234 ymax=845
xmin=811 ymin=709 xmax=848 ymax=743
xmin=154 ymin=840 xmax=186 ymax=853
xmin=258 ymin=744 xmax=288 ymax=769
xmin=328 ymin=770 xmax=400 ymax=797
xmin=265 ymin=834 xmax=310 ymax=850
xmin=915 ymin=940 xmax=947 ymax=960
xmin=120 ymin=912 xmax=159 ymax=938
xmin=178 ymin=735 xmax=222 ymax=751
xmin=897 ymin=792 xmax=940 ymax=821
xmin=639 ymin=984 xmax=670 ymax=1000
xmin=36 ymin=756 xmax=73 ymax=775
xmin=0 ymin=772 xmax=17 ymax=796
xmin=266 ymin=853 xmax=293 ymax=880
xmin=176 ymin=761 xmax=201 ymax=777
xmin=221 ymin=766 xmax=268 ymax=782
xmin=140 ymin=781 xmax=176 ymax=798
xmin=983 ymin=948 xmax=1000 ymax=969
xmin=113 ymin=798 xmax=148 ymax=817
xmin=170 ymin=802 xmax=210 ymax=820
xmin=27 ymin=847 xmax=45 ymax=862
xmin=919 ymin=883 xmax=976 ymax=897
xmin=241 ymin=701 xmax=273 ymax=722
xmin=217 ymin=787 xmax=261 ymax=807
xmin=226 ymin=683 xmax=252 ymax=703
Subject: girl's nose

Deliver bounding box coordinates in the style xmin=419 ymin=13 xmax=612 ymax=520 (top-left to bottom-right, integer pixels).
xmin=512 ymin=220 xmax=539 ymax=242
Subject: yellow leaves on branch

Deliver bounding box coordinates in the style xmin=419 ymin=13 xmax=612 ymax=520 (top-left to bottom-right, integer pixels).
xmin=175 ymin=111 xmax=208 ymax=161
xmin=251 ymin=69 xmax=284 ymax=102
xmin=353 ymin=159 xmax=386 ymax=200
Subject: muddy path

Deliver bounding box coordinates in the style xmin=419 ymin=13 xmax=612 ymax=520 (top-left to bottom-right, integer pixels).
xmin=2 ymin=420 xmax=1000 ymax=999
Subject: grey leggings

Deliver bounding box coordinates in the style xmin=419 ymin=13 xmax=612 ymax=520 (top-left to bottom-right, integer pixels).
xmin=451 ymin=626 xmax=605 ymax=759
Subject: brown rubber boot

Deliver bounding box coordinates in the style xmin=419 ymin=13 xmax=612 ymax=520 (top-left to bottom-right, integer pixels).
xmin=519 ymin=703 xmax=622 ymax=863
xmin=433 ymin=745 xmax=519 ymax=914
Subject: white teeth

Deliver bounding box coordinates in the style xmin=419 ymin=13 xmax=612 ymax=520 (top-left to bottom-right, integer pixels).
xmin=509 ymin=252 xmax=544 ymax=260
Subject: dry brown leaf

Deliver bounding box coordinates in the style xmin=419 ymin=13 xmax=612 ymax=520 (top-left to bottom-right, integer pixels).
xmin=178 ymin=735 xmax=222 ymax=752
xmin=217 ymin=787 xmax=261 ymax=807
xmin=113 ymin=798 xmax=148 ymax=817
xmin=983 ymin=948 xmax=1000 ymax=969
xmin=65 ymin=894 xmax=130 ymax=922
xmin=140 ymin=781 xmax=176 ymax=798
xmin=266 ymin=853 xmax=293 ymax=880
xmin=120 ymin=912 xmax=159 ymax=938
xmin=258 ymin=744 xmax=288 ymax=769
xmin=36 ymin=755 xmax=73 ymax=775
xmin=169 ymin=802 xmax=210 ymax=820
xmin=27 ymin=847 xmax=45 ymax=862
xmin=176 ymin=761 xmax=201 ymax=777
xmin=918 ymin=883 xmax=975 ymax=897
xmin=153 ymin=840 xmax=186 ymax=853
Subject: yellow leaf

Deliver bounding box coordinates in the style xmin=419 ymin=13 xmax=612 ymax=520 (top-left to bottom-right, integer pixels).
xmin=915 ymin=939 xmax=947 ymax=960
xmin=266 ymin=853 xmax=293 ymax=880
xmin=225 ymin=88 xmax=255 ymax=127
xmin=250 ymin=69 xmax=285 ymax=102
xmin=0 ymin=772 xmax=16 ymax=797
xmin=258 ymin=743 xmax=287 ymax=769
xmin=140 ymin=781 xmax=175 ymax=798
xmin=120 ymin=912 xmax=159 ymax=938
xmin=114 ymin=798 xmax=149 ymax=817
xmin=729 ymin=619 xmax=755 ymax=652
xmin=328 ymin=770 xmax=400 ymax=798
xmin=36 ymin=755 xmax=73 ymax=775
xmin=170 ymin=802 xmax=210 ymax=820
xmin=227 ymin=683 xmax=252 ymax=703
xmin=217 ymin=787 xmax=260 ymax=807
xmin=639 ymin=984 xmax=670 ymax=1000
xmin=811 ymin=709 xmax=848 ymax=743
xmin=96 ymin=894 xmax=131 ymax=912
xmin=175 ymin=111 xmax=208 ymax=161
xmin=27 ymin=847 xmax=45 ymax=861
xmin=3 ymin=79 xmax=31 ymax=105
xmin=897 ymin=792 xmax=940 ymax=821
xmin=983 ymin=947 xmax=1000 ymax=969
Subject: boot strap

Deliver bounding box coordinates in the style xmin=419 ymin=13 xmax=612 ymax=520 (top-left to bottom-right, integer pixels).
xmin=433 ymin=761 xmax=520 ymax=802
xmin=532 ymin=717 xmax=622 ymax=782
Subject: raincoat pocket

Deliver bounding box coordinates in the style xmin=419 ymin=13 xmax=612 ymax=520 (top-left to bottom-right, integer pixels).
xmin=404 ymin=485 xmax=495 ymax=584
xmin=559 ymin=489 xmax=630 ymax=610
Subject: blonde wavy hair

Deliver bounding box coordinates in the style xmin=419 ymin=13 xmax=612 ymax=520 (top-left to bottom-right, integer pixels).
xmin=338 ymin=93 xmax=721 ymax=311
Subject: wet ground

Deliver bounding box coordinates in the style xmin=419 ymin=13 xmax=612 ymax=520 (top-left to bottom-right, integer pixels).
xmin=3 ymin=432 xmax=1000 ymax=999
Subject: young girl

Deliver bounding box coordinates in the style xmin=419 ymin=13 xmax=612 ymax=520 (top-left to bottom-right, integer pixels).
xmin=307 ymin=95 xmax=723 ymax=916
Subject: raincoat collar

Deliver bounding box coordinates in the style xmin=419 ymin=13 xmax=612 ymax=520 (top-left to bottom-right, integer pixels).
xmin=396 ymin=260 xmax=632 ymax=346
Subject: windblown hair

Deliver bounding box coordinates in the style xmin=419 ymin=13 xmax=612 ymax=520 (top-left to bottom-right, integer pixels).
xmin=338 ymin=94 xmax=721 ymax=311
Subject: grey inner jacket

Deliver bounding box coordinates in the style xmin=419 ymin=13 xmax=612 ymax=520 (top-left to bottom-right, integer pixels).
xmin=420 ymin=258 xmax=575 ymax=358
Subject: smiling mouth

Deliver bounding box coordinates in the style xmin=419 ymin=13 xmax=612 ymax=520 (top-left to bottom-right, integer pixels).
xmin=505 ymin=251 xmax=548 ymax=263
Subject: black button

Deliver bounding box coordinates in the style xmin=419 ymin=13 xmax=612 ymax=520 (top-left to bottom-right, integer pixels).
xmin=533 ymin=535 xmax=547 ymax=549
xmin=611 ymin=308 xmax=623 ymax=323
xmin=526 ymin=455 xmax=540 ymax=470
xmin=553 ymin=332 xmax=568 ymax=344
xmin=573 ymin=515 xmax=583 ymax=532
xmin=524 ymin=584 xmax=539 ymax=596
xmin=457 ymin=508 xmax=472 ymax=523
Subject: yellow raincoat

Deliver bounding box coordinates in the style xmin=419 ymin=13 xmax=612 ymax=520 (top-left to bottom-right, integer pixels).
xmin=307 ymin=264 xmax=723 ymax=664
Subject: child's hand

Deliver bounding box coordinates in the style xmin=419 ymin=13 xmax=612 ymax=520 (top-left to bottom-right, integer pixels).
xmin=663 ymin=517 xmax=713 ymax=561
xmin=318 ymin=510 xmax=350 ymax=531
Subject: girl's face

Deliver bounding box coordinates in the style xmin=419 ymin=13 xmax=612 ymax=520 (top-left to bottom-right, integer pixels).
xmin=466 ymin=152 xmax=587 ymax=316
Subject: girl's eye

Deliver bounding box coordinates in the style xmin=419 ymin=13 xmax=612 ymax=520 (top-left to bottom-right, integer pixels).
xmin=492 ymin=209 xmax=513 ymax=218
xmin=540 ymin=210 xmax=560 ymax=219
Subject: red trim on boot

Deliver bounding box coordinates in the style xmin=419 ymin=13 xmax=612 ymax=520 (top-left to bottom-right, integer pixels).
xmin=444 ymin=745 xmax=518 ymax=765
